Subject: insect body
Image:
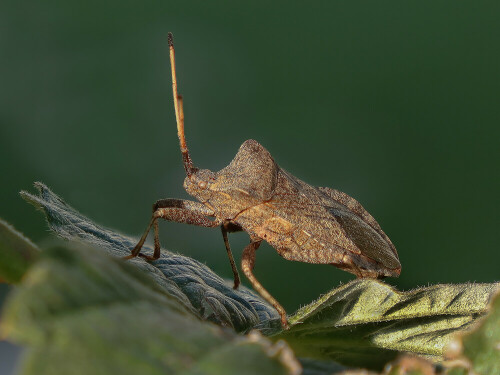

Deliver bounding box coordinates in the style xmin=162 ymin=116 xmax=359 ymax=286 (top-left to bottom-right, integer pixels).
xmin=127 ymin=33 xmax=401 ymax=329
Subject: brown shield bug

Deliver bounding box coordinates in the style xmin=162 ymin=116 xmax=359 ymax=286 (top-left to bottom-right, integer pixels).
xmin=126 ymin=33 xmax=401 ymax=329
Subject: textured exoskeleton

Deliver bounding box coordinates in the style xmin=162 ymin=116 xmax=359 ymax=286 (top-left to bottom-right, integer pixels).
xmin=186 ymin=139 xmax=401 ymax=279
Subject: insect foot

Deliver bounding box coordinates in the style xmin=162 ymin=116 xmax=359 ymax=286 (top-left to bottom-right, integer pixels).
xmin=127 ymin=33 xmax=401 ymax=330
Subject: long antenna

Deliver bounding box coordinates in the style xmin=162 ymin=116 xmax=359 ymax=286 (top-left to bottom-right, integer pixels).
xmin=168 ymin=32 xmax=195 ymax=176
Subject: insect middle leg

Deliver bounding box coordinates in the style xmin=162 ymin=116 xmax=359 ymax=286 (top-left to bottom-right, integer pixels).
xmin=241 ymin=238 xmax=289 ymax=329
xmin=125 ymin=199 xmax=220 ymax=261
xmin=221 ymin=222 xmax=242 ymax=290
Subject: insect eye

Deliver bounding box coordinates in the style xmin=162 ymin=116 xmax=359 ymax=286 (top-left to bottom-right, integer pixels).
xmin=198 ymin=181 xmax=207 ymax=189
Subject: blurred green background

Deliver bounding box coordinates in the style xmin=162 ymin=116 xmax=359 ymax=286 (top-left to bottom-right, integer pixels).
xmin=1 ymin=0 xmax=499 ymax=318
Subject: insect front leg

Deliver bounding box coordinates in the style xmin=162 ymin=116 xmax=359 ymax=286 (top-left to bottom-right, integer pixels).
xmin=125 ymin=199 xmax=220 ymax=261
xmin=241 ymin=238 xmax=289 ymax=329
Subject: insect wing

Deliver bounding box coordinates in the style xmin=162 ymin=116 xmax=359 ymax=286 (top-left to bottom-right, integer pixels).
xmin=272 ymin=169 xmax=401 ymax=277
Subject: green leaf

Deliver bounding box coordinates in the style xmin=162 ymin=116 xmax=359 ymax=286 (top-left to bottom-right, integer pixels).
xmin=1 ymin=244 xmax=301 ymax=375
xmin=20 ymin=182 xmax=280 ymax=332
xmin=275 ymin=279 xmax=499 ymax=370
xmin=0 ymin=218 xmax=38 ymax=283
xmin=446 ymin=291 xmax=500 ymax=375
xmin=462 ymin=291 xmax=500 ymax=374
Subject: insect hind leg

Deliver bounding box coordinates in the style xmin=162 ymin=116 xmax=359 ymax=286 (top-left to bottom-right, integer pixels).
xmin=241 ymin=238 xmax=289 ymax=329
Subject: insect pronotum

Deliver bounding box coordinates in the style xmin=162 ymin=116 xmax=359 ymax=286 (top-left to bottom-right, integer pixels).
xmin=126 ymin=33 xmax=401 ymax=329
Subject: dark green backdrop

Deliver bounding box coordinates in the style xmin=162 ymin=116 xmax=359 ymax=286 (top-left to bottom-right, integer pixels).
xmin=1 ymin=1 xmax=499 ymax=315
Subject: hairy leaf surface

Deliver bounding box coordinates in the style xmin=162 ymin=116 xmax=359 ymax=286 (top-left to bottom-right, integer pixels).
xmin=276 ymin=279 xmax=499 ymax=369
xmin=20 ymin=182 xmax=280 ymax=332
xmin=1 ymin=245 xmax=300 ymax=375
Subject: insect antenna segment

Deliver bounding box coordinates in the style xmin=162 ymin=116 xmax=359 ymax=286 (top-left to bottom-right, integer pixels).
xmin=168 ymin=32 xmax=195 ymax=176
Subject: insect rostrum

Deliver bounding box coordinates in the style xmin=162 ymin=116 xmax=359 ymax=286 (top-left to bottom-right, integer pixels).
xmin=127 ymin=33 xmax=401 ymax=329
